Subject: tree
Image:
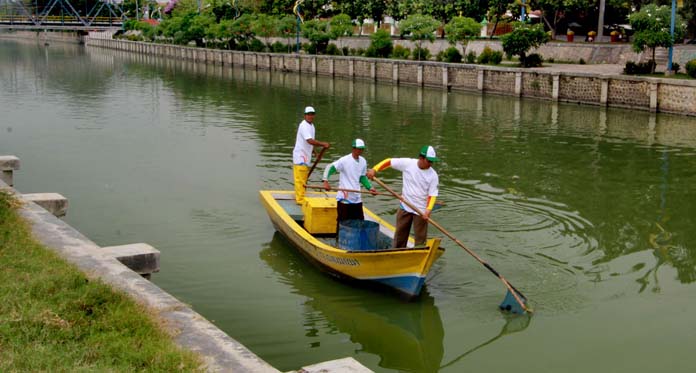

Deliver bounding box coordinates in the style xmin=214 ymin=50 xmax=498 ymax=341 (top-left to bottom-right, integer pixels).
xmin=398 ymin=13 xmax=441 ymax=60
xmin=487 ymin=0 xmax=513 ymax=39
xmin=532 ymin=0 xmax=594 ymax=37
xmin=252 ymin=13 xmax=278 ymax=50
xmin=500 ymin=22 xmax=550 ymax=66
xmin=329 ymin=13 xmax=354 ymax=54
xmin=629 ymin=4 xmax=686 ymax=73
xmin=444 ymin=16 xmax=481 ymax=51
xmin=276 ymin=15 xmax=297 ymax=52
xmin=302 ymin=19 xmax=331 ymax=54
xmin=681 ymin=0 xmax=696 ymax=40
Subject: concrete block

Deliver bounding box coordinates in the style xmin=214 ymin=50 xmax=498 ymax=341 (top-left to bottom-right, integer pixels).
xmin=102 ymin=243 xmax=160 ymax=276
xmin=0 ymin=155 xmax=20 ymax=187
xmin=22 ymin=193 xmax=68 ymax=217
xmin=298 ymin=357 xmax=372 ymax=373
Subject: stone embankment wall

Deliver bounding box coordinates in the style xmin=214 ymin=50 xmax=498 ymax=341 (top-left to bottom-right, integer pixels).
xmin=88 ymin=38 xmax=696 ymax=116
xmin=0 ymin=30 xmax=86 ymax=44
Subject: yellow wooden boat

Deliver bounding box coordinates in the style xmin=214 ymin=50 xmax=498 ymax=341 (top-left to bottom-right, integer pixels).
xmin=259 ymin=190 xmax=444 ymax=298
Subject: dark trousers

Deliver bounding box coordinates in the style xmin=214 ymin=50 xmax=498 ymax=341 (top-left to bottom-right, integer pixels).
xmin=336 ymin=202 xmax=364 ymax=235
xmin=394 ymin=208 xmax=428 ymax=248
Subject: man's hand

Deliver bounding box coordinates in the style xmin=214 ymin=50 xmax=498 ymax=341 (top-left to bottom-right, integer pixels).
xmin=422 ymin=209 xmax=432 ymax=221
xmin=322 ymin=142 xmax=331 ymax=149
xmin=369 ymin=187 xmax=378 ymax=196
xmin=323 ymin=180 xmax=331 ymax=191
xmin=366 ymin=169 xmax=376 ymax=180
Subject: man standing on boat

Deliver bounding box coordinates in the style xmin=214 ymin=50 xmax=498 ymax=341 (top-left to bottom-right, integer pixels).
xmin=293 ymin=106 xmax=330 ymax=204
xmin=322 ymin=139 xmax=377 ymax=223
xmin=366 ymin=146 xmax=440 ymax=248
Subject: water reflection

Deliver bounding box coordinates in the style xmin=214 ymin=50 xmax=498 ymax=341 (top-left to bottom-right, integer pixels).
xmin=440 ymin=313 xmax=531 ymax=370
xmin=260 ymin=232 xmax=444 ymax=372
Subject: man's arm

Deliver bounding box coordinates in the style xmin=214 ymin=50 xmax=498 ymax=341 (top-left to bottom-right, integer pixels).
xmin=307 ymin=138 xmax=330 ymax=149
xmin=366 ymin=158 xmax=392 ymax=180
xmin=322 ymin=162 xmax=338 ymax=190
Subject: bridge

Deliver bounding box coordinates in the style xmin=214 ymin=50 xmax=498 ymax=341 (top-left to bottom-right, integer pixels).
xmin=0 ymin=0 xmax=125 ymax=31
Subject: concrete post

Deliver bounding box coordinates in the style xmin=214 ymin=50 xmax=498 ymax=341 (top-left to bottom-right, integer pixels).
xmin=349 ymin=59 xmax=354 ymax=79
xmin=329 ymin=59 xmax=335 ymax=76
xmin=392 ymin=63 xmax=399 ymax=84
xmin=22 ymin=193 xmax=68 ymax=217
xmin=477 ymin=69 xmax=484 ymax=91
xmin=0 ymin=155 xmax=20 ymax=187
xmin=370 ymin=61 xmax=376 ymax=81
xmin=515 ymin=72 xmax=522 ymax=96
xmin=442 ymin=66 xmax=448 ymax=89
xmin=600 ymin=78 xmax=609 ymax=105
xmin=312 ymin=57 xmax=317 ymax=74
xmin=417 ymin=65 xmax=423 ymax=86
xmin=254 ymin=53 xmax=259 ymax=70
xmin=552 ymin=74 xmax=560 ymax=100
xmin=649 ymin=82 xmax=658 ymax=112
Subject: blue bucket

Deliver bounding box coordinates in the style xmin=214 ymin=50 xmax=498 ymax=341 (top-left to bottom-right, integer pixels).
xmin=338 ymin=220 xmax=379 ymax=251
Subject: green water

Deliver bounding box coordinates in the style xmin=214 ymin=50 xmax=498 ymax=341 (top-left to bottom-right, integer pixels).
xmin=2 ymin=39 xmax=696 ymax=372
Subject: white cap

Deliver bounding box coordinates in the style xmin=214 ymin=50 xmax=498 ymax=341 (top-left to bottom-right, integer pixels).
xmin=352 ymin=138 xmax=365 ymax=149
xmin=304 ymin=106 xmax=316 ymax=114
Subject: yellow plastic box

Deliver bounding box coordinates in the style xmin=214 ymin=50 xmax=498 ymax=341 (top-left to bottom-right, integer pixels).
xmin=303 ymin=197 xmax=337 ymax=234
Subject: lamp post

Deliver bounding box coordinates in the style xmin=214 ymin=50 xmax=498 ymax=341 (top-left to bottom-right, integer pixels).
xmin=521 ymin=0 xmax=526 ymax=22
xmin=667 ymin=0 xmax=676 ymax=73
xmin=136 ymin=0 xmax=139 ymax=20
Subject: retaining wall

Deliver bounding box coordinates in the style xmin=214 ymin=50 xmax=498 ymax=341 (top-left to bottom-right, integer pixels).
xmin=87 ymin=38 xmax=696 ymax=116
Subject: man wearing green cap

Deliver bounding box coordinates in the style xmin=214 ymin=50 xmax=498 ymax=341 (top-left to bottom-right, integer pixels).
xmin=367 ymin=145 xmax=440 ymax=248
xmin=322 ymin=139 xmax=377 ymax=224
xmin=293 ymin=106 xmax=330 ymax=204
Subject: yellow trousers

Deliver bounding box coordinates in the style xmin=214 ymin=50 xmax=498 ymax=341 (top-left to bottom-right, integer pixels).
xmin=293 ymin=164 xmax=309 ymax=205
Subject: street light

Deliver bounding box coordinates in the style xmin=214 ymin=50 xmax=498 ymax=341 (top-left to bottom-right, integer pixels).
xmin=667 ymin=0 xmax=676 ymax=73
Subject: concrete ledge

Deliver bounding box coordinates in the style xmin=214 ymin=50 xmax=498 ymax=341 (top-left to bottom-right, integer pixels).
xmin=0 ymin=155 xmax=20 ymax=187
xmin=1 ymin=178 xmax=280 ymax=373
xmin=22 ymin=192 xmax=68 ymax=217
xmin=102 ymin=243 xmax=160 ymax=277
xmin=295 ymin=357 xmax=372 ymax=373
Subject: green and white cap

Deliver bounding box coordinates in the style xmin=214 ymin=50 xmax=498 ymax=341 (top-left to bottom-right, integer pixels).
xmin=352 ymin=138 xmax=366 ymax=149
xmin=419 ymin=145 xmax=439 ymax=162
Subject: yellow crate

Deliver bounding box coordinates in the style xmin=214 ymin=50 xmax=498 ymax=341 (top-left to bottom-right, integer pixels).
xmin=303 ymin=197 xmax=337 ymax=234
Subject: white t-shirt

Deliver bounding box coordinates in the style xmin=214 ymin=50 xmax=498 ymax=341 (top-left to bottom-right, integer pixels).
xmin=390 ymin=158 xmax=439 ymax=213
xmin=324 ymin=154 xmax=368 ymax=204
xmin=292 ymin=120 xmax=315 ymax=165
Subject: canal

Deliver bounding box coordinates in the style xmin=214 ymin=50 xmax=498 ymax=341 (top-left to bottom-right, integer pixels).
xmin=2 ymin=39 xmax=696 ymax=372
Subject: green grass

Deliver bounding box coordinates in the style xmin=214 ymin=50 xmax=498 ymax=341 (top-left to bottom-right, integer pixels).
xmin=0 ymin=190 xmax=203 ymax=372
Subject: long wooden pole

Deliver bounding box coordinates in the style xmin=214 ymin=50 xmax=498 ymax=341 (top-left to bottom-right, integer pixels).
xmin=373 ymin=177 xmax=528 ymax=313
xmin=305 ymin=184 xmax=386 ymax=196
xmin=305 ymin=146 xmax=327 ymax=182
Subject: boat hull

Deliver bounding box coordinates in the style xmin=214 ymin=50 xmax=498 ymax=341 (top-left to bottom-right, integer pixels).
xmin=260 ymin=190 xmax=443 ymax=298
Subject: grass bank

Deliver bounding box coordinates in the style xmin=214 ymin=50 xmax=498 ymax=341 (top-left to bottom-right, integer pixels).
xmin=0 ymin=190 xmax=203 ymax=371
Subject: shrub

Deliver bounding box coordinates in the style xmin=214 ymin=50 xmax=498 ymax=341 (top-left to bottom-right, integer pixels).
xmin=349 ymin=48 xmax=357 ymax=56
xmin=248 ymin=38 xmax=265 ymax=52
xmin=466 ymin=51 xmax=477 ymax=63
xmin=439 ymin=47 xmax=462 ymax=63
xmin=326 ymin=43 xmax=341 ymax=55
xmin=671 ymin=62 xmax=680 ymax=73
xmin=579 ymin=58 xmax=586 ymax=65
xmin=412 ymin=47 xmax=431 ymax=60
xmin=685 ymin=59 xmax=696 ymax=78
xmin=367 ymin=29 xmax=393 ymax=58
xmin=476 ymin=46 xmax=502 ymax=65
xmin=342 ymin=46 xmax=350 ymax=56
xmin=355 ymin=47 xmax=365 ymax=56
xmin=624 ymin=61 xmax=655 ymax=75
xmin=546 ymin=57 xmax=555 ymax=63
xmin=391 ymin=45 xmax=411 ymax=59
xmin=523 ymin=53 xmax=544 ymax=67
xmin=302 ymin=42 xmax=316 ymax=54
xmin=271 ymin=41 xmax=287 ymax=53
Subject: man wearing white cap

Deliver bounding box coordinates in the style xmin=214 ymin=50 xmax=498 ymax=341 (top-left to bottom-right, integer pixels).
xmin=293 ymin=106 xmax=330 ymax=204
xmin=367 ymin=145 xmax=440 ymax=248
xmin=322 ymin=139 xmax=377 ymax=223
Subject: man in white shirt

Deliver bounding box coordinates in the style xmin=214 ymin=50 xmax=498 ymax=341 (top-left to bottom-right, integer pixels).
xmin=367 ymin=145 xmax=440 ymax=247
xmin=293 ymin=106 xmax=330 ymax=204
xmin=322 ymin=139 xmax=377 ymax=224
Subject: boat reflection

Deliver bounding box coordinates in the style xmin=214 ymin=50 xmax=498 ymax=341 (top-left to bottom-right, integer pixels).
xmin=261 ymin=232 xmax=444 ymax=372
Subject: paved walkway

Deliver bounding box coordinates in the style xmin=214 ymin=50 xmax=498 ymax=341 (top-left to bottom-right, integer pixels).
xmin=534 ymin=63 xmax=624 ymax=75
